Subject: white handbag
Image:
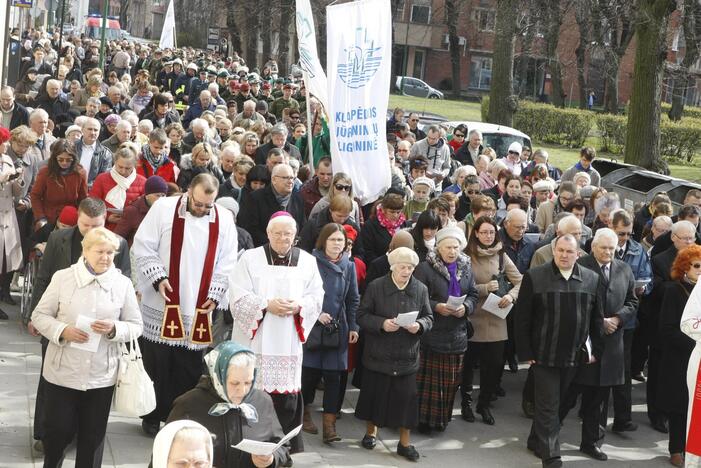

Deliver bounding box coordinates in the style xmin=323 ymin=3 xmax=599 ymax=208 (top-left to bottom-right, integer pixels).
xmin=114 ymin=328 xmax=157 ymax=417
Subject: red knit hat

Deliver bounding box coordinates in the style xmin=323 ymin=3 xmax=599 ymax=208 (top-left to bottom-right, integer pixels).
xmin=0 ymin=127 xmax=10 ymax=144
xmin=343 ymin=224 xmax=358 ymax=242
xmin=58 ymin=206 xmax=78 ymax=226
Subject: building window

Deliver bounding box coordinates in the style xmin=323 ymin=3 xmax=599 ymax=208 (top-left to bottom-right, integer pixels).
xmin=411 ymin=5 xmax=431 ymax=24
xmin=470 ymin=56 xmax=492 ymax=90
xmin=475 ymin=8 xmax=496 ymax=32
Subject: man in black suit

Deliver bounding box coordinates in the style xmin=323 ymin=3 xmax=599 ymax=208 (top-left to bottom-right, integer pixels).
xmin=650 ymin=204 xmax=701 ymax=257
xmin=646 ymin=220 xmax=697 ymax=433
xmin=27 ymin=197 xmax=130 ymax=450
xmin=238 ymin=163 xmax=305 ymax=247
xmin=569 ymin=228 xmax=637 ymax=461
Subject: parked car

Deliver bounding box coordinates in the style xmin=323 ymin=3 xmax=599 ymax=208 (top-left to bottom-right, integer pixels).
xmin=395 ymin=76 xmax=444 ymax=99
xmin=441 ymin=121 xmax=532 ymax=158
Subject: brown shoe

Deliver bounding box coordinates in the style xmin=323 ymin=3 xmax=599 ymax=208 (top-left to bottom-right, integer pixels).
xmin=302 ymin=406 xmax=318 ymax=434
xmin=670 ymin=453 xmax=684 ymax=467
xmin=322 ymin=413 xmax=341 ymax=443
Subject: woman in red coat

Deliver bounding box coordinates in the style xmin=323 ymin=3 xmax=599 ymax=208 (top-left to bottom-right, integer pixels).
xmin=31 ymin=139 xmax=87 ymax=231
xmin=90 ymin=146 xmax=146 ymax=230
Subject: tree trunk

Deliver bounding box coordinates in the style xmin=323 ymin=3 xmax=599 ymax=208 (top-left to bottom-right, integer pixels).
xmin=445 ymin=0 xmax=462 ymax=99
xmin=226 ymin=0 xmax=242 ymax=55
xmin=543 ymin=0 xmax=566 ymax=107
xmin=603 ymin=55 xmax=621 ymax=114
xmin=244 ymin=1 xmax=259 ymax=70
xmin=119 ymin=0 xmax=129 ymax=31
xmin=624 ymin=0 xmax=676 ymax=171
xmin=311 ymin=0 xmax=327 ymax=69
xmin=669 ymin=0 xmax=701 ymax=120
xmin=518 ymin=17 xmax=535 ymax=98
xmin=277 ymin=0 xmax=294 ymax=76
xmin=574 ymin=1 xmax=590 ymax=109
xmin=488 ymin=0 xmax=519 ymax=126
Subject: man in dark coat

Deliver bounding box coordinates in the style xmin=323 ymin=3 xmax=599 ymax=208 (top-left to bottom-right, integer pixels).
xmin=0 ymin=86 xmax=29 ymax=129
xmin=27 ymin=198 xmax=130 ymax=448
xmin=515 ymin=234 xmax=604 ymax=468
xmin=298 ymin=158 xmax=333 ymax=218
xmin=650 ymin=204 xmax=701 ymax=257
xmin=568 ymin=229 xmax=637 ymax=461
xmin=238 ymin=164 xmax=305 ymax=247
xmin=255 ymin=123 xmax=302 ymax=164
xmin=645 ymin=220 xmax=697 ymax=433
xmin=142 ymin=93 xmax=181 ymax=130
xmin=34 ymin=79 xmax=72 ymax=133
xmin=454 ymin=129 xmax=483 ymax=166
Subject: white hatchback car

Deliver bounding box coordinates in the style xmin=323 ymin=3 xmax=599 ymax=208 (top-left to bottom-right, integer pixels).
xmin=440 ymin=121 xmax=532 ymax=158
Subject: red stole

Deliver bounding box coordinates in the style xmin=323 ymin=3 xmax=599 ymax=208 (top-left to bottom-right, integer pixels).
xmin=160 ymin=196 xmax=219 ymax=345
xmin=689 ymin=355 xmax=701 ymax=456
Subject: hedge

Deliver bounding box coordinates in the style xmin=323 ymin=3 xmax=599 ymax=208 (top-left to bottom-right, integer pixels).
xmin=660 ymin=102 xmax=701 ymax=121
xmin=480 ymin=97 xmax=594 ymax=147
xmin=595 ymin=113 xmax=701 ymax=162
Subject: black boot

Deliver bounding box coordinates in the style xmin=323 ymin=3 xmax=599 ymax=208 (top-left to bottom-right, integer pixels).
xmin=0 ymin=307 xmax=8 ymax=320
xmin=461 ymin=393 xmax=475 ymax=422
xmin=476 ymin=403 xmax=495 ymax=425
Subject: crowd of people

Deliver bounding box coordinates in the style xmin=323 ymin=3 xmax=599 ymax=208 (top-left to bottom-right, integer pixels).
xmin=2 ymin=27 xmax=701 ymax=468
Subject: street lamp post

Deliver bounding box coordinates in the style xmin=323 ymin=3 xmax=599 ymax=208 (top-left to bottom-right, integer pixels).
xmin=98 ymin=0 xmax=109 ymax=70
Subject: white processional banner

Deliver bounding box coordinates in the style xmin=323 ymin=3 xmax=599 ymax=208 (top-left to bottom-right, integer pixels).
xmin=326 ymin=0 xmax=391 ymax=205
xmin=295 ymin=0 xmax=329 ymax=112
xmin=159 ymin=0 xmax=176 ymax=50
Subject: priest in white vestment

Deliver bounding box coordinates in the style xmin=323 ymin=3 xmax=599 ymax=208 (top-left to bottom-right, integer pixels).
xmin=681 ymin=281 xmax=701 ymax=468
xmin=230 ymin=211 xmax=323 ymax=454
xmin=132 ymin=173 xmax=238 ymax=436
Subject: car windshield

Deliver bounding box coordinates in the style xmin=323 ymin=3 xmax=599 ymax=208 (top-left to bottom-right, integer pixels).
xmin=86 ymin=26 xmax=121 ymax=41
xmin=483 ymin=133 xmax=531 ymax=159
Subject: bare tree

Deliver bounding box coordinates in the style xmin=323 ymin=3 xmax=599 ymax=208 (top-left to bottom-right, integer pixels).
xmin=668 ymin=0 xmax=701 ymax=120
xmin=574 ymin=0 xmax=593 ymax=109
xmin=540 ymin=0 xmax=571 ymax=107
xmin=516 ymin=4 xmax=538 ymax=98
xmin=624 ymin=0 xmax=677 ymax=171
xmin=488 ymin=0 xmax=520 ymax=126
xmin=225 ymin=0 xmax=243 ymax=54
xmin=445 ymin=0 xmax=464 ymax=99
xmin=243 ymin=0 xmax=260 ymax=70
xmin=591 ymin=0 xmax=635 ymax=114
xmin=277 ymin=0 xmax=295 ymax=76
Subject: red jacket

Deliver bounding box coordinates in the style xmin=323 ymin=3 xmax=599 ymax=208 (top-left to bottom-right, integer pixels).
xmin=31 ymin=166 xmax=88 ymax=225
xmin=89 ymin=171 xmax=147 ymax=231
xmin=136 ymin=157 xmax=178 ymax=184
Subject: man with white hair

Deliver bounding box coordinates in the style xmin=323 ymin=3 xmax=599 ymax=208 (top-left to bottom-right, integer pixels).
xmin=239 ymin=163 xmax=305 ymax=246
xmin=568 ymin=228 xmax=637 ymax=461
xmin=641 ymin=215 xmax=673 ymax=252
xmin=501 ymin=209 xmax=537 ymax=274
xmin=102 ymin=119 xmax=132 ymax=154
xmin=230 ymin=211 xmax=323 ymax=456
xmin=454 ymin=128 xmax=483 ymax=166
xmin=207 ymin=82 xmax=225 ymax=106
xmin=27 ymin=109 xmax=56 ymax=161
xmin=233 ymin=99 xmax=266 ymax=130
xmin=35 ymin=79 xmax=71 ymax=129
xmin=182 ymin=118 xmax=217 ymax=154
xmin=107 ymin=85 xmax=128 ymax=114
xmin=183 ymin=89 xmax=216 ymax=128
xmin=132 ymin=173 xmax=238 ymax=436
xmin=255 ymin=123 xmax=302 ymax=164
xmin=77 ymin=117 xmax=113 ymax=188
xmin=139 ymin=119 xmax=154 ymax=137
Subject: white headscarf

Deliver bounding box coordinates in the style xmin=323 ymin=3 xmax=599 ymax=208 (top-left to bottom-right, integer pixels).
xmin=105 ymin=166 xmax=137 ymax=209
xmin=151 ymin=420 xmax=213 ymax=468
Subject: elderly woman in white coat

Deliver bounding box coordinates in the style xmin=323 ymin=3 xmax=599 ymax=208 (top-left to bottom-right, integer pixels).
xmin=31 ymin=227 xmax=142 ymax=468
xmin=0 ymin=126 xmax=24 ymax=317
xmin=681 ymin=281 xmax=701 ymax=468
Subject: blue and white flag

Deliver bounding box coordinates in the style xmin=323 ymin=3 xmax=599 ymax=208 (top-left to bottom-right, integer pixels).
xmin=326 ymin=0 xmax=392 ymax=205
xmin=295 ymin=0 xmax=328 ymax=112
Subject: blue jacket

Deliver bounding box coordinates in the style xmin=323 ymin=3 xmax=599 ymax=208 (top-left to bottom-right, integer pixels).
xmin=499 ymin=229 xmax=537 ymax=274
xmin=621 ymin=238 xmax=652 ymax=330
xmin=182 ymin=100 xmax=217 ymax=129
xmin=303 ymin=250 xmax=360 ymax=371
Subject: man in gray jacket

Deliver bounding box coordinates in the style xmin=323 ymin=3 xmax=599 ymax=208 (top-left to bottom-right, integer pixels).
xmin=408 ymin=124 xmax=450 ymax=188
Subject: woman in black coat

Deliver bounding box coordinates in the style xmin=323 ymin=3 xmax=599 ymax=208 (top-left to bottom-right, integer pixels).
xmin=413 ymin=227 xmax=478 ymax=434
xmin=658 ymin=245 xmax=701 ymax=467
xmin=167 ymin=342 xmax=289 ymax=468
xmin=358 ymin=192 xmax=406 ymax=265
xmin=355 ymin=247 xmax=433 ymax=462
xmin=409 ymin=210 xmax=442 ymax=262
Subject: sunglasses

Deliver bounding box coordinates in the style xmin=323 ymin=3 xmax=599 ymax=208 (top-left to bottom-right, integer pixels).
xmin=453 ymin=133 xmax=465 ymax=138
xmin=335 ymin=184 xmax=352 ymax=191
xmin=508 ymin=151 xmax=519 ymax=155
xmin=410 ymin=119 xmax=419 ymax=122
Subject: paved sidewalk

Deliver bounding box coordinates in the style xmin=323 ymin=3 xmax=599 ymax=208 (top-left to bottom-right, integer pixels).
xmin=0 ymin=296 xmax=672 ymax=467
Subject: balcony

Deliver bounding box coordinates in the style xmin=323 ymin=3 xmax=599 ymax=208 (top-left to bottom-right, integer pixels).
xmin=394 ymin=21 xmax=443 ymax=49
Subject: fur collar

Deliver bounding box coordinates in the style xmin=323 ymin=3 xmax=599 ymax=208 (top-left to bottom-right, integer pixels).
xmin=425 ymin=249 xmax=471 ymax=282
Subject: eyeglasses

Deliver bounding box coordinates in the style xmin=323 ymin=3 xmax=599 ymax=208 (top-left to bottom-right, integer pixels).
xmin=274 ymin=175 xmax=295 ymax=181
xmin=616 ymin=231 xmax=632 ymax=238
xmin=674 ymin=233 xmax=696 ymax=242
xmin=410 ymin=119 xmax=419 ymax=122
xmin=453 ymin=133 xmax=465 ymax=138
xmin=335 ymin=184 xmax=352 ymax=192
xmin=190 ymin=195 xmax=214 ymax=210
